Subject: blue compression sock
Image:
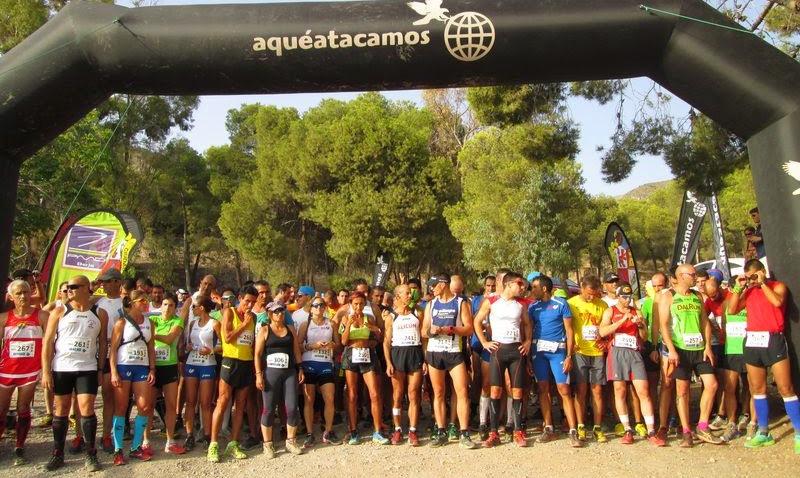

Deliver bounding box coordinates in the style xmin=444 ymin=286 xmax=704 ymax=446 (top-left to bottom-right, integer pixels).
xmin=112 ymin=415 xmax=125 ymax=451
xmin=131 ymin=414 xmax=148 ymax=451
xmin=783 ymin=396 xmax=800 ymax=432
xmin=754 ymin=394 xmax=769 ymax=433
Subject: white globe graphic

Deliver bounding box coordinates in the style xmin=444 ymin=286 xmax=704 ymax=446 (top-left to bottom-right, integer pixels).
xmin=444 ymin=12 xmax=495 ymax=62
xmin=693 ymin=203 xmax=707 ymax=217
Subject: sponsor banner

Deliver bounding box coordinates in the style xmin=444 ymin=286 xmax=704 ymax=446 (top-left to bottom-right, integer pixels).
xmin=604 ymin=222 xmax=642 ymax=299
xmin=670 ymin=190 xmax=708 ymax=268
xmin=706 ymin=193 xmax=732 ymax=282
xmin=371 ymin=251 xmax=392 ymax=288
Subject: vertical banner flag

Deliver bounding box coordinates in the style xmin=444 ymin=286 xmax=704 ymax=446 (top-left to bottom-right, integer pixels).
xmin=670 ymin=190 xmax=708 ymax=268
xmin=604 ymin=222 xmax=642 ymax=299
xmin=371 ymin=251 xmax=392 ymax=288
xmin=706 ymin=193 xmax=732 ymax=282
xmin=40 ymin=209 xmax=143 ymax=303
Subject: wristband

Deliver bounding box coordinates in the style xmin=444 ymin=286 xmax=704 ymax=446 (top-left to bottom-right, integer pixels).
xmin=733 ymin=285 xmax=744 ymax=294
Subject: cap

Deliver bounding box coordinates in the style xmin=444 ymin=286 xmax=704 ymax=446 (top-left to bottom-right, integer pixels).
xmin=616 ymin=283 xmax=633 ymax=296
xmin=176 ymin=288 xmax=188 ymax=295
xmin=97 ymin=268 xmax=123 ymax=281
xmin=426 ymin=274 xmax=450 ymax=287
xmin=603 ymin=272 xmax=619 ymax=283
xmin=707 ymin=269 xmax=724 ymax=283
xmin=12 ymin=268 xmax=32 ymax=279
xmin=298 ymin=286 xmax=315 ymax=297
xmin=266 ymin=301 xmax=286 ymax=313
xmin=526 ymin=271 xmax=541 ymax=282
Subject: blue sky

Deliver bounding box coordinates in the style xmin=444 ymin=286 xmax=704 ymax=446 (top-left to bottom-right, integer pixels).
xmin=119 ymin=0 xmax=684 ymax=196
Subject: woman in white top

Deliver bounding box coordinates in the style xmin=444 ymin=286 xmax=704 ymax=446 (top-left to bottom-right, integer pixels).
xmin=109 ymin=290 xmax=156 ymax=464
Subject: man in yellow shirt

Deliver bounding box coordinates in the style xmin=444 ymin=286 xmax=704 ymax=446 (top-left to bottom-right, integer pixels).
xmin=568 ymin=275 xmax=609 ymax=442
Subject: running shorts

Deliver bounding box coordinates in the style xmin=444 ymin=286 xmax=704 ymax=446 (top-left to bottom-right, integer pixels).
xmin=184 ymin=364 xmax=216 ymax=380
xmin=532 ymin=347 xmax=569 ymax=385
xmin=670 ymin=348 xmax=714 ymax=380
xmin=607 ymin=347 xmax=647 ymax=382
xmin=390 ymin=346 xmax=424 ymax=374
xmin=489 ymin=343 xmax=526 ymax=389
xmin=117 ymin=364 xmax=149 ymax=383
xmin=155 ymin=363 xmax=179 ymax=388
xmin=52 ymin=370 xmax=98 ymax=396
xmin=744 ymin=332 xmax=788 ymax=369
xmin=425 ymin=351 xmax=464 ymax=372
xmin=571 ymin=353 xmax=606 ymax=385
xmin=220 ymin=357 xmax=255 ymax=389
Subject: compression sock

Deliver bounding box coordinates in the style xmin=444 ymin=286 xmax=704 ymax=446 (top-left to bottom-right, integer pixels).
xmin=489 ymin=398 xmax=501 ymax=432
xmin=512 ymin=399 xmax=523 ymax=431
xmin=80 ymin=414 xmax=98 ymax=453
xmin=754 ymin=395 xmax=769 ymax=433
xmin=52 ymin=416 xmax=69 ymax=454
xmin=132 ymin=415 xmax=148 ymax=451
xmin=15 ymin=410 xmax=31 ymax=448
xmin=783 ymin=396 xmax=800 ymax=431
xmin=479 ymin=396 xmax=490 ymax=426
xmin=113 ymin=416 xmax=125 ymax=451
xmin=506 ymin=397 xmax=513 ymax=428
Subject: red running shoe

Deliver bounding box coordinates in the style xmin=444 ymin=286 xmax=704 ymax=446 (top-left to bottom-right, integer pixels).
xmin=482 ymin=431 xmax=501 ymax=448
xmin=648 ymin=431 xmax=666 ymax=447
xmin=130 ymin=447 xmax=152 ymax=461
xmin=513 ymin=430 xmax=527 ymax=447
xmin=621 ymin=430 xmax=634 ymax=445
xmin=408 ymin=431 xmax=419 ymax=447
xmin=165 ymin=443 xmax=186 ymax=455
xmin=391 ymin=430 xmax=403 ymax=445
xmin=113 ymin=450 xmax=126 ymax=466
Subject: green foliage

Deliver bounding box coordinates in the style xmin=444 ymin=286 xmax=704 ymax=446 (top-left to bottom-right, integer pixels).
xmin=0 ymin=0 xmax=48 ymax=53
xmin=467 ymin=84 xmax=566 ymax=127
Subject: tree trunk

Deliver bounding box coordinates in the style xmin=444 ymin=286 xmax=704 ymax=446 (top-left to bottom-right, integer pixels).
xmin=191 ymin=251 xmax=202 ymax=287
xmin=182 ymin=202 xmax=191 ymax=291
xmin=234 ymin=250 xmax=243 ymax=289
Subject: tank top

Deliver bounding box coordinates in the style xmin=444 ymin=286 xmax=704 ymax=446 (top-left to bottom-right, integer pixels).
xmin=338 ymin=315 xmax=371 ymax=342
xmin=187 ymin=317 xmax=217 ymax=366
xmin=1 ymin=307 xmax=43 ymax=378
xmin=263 ymin=326 xmax=295 ymax=369
xmin=610 ymin=306 xmax=641 ymax=350
xmin=96 ymin=297 xmax=124 ymax=341
xmin=117 ymin=316 xmax=152 ymax=366
xmin=52 ymin=305 xmax=101 ymax=372
xmin=427 ymin=296 xmax=463 ymax=353
xmin=222 ymin=308 xmax=255 ymax=361
xmin=302 ymin=318 xmax=334 ymax=363
xmin=669 ymin=291 xmax=704 ymax=351
xmin=391 ymin=311 xmax=421 ymax=347
xmin=744 ymin=281 xmax=786 ymax=333
xmin=725 ymin=307 xmax=748 ymax=355
xmin=487 ymin=296 xmax=523 ymax=344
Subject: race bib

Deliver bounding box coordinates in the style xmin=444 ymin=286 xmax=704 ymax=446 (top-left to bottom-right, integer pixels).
xmin=126 ymin=344 xmax=147 ymax=362
xmin=614 ymin=334 xmax=638 ymax=349
xmin=267 ymin=352 xmax=289 ymax=368
xmin=66 ymin=337 xmax=92 ymax=356
xmin=682 ymin=333 xmax=704 ymax=348
xmin=582 ymin=326 xmax=599 ymax=341
xmin=394 ymin=328 xmax=421 ymax=346
xmin=237 ymin=330 xmax=254 ymax=346
xmin=427 ymin=335 xmax=457 ymax=353
xmin=726 ymin=322 xmax=747 ymax=338
xmin=746 ymin=331 xmax=770 ymax=348
xmin=155 ymin=345 xmax=170 ymax=362
xmin=187 ymin=349 xmax=214 ymax=366
xmin=497 ymin=327 xmax=520 ymax=343
xmin=352 ymin=347 xmax=370 ymax=363
xmin=310 ymin=348 xmax=333 ymax=361
xmin=9 ymin=340 xmax=35 ymax=358
xmin=537 ymin=339 xmax=560 ymax=353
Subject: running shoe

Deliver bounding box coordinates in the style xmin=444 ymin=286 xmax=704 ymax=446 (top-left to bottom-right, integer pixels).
xmin=696 ymin=427 xmax=723 ymax=445
xmin=709 ymin=415 xmax=728 ymax=431
xmin=614 ymin=423 xmax=625 ymax=437
xmin=408 ymin=430 xmax=420 ymax=447
xmin=207 ymin=442 xmax=220 ymax=463
xmin=36 ymin=413 xmax=53 ymax=428
xmin=13 ymin=447 xmax=27 ymax=466
xmin=348 ymin=431 xmax=361 ymax=445
xmin=242 ymin=435 xmax=261 ymax=450
xmin=478 ymin=424 xmax=489 ymax=441
xmin=85 ymin=452 xmax=102 ymax=472
xmin=746 ymin=422 xmax=758 ymax=441
xmin=391 ymin=429 xmax=403 ymax=445
xmin=323 ymin=430 xmax=342 ymax=445
xmin=648 ymin=431 xmax=666 ymax=447
xmin=667 ymin=416 xmax=678 ymax=437
xmin=680 ymin=433 xmax=693 ymax=448
xmin=536 ymin=426 xmax=556 ymax=444
xmin=141 ymin=443 xmax=153 ymax=455
xmin=655 ymin=427 xmax=668 ymax=444
xmin=794 ymin=435 xmax=800 ymax=455
xmin=502 ymin=424 xmax=514 ymax=441
xmin=737 ymin=413 xmax=750 ymax=432
xmin=199 ymin=435 xmax=211 ymax=449
xmin=447 ymin=423 xmax=458 ymax=441
xmin=286 ymin=439 xmax=304 ymax=455
xmin=225 ymin=440 xmax=247 ymax=459
xmin=568 ymin=430 xmax=583 ymax=448
xmin=635 ymin=423 xmax=648 ymax=439
xmin=113 ymin=450 xmax=126 ymax=466
xmin=744 ymin=431 xmax=775 ymax=448
xmin=130 ymin=447 xmax=152 ymax=461
xmin=70 ymin=436 xmax=86 ymax=454
xmin=372 ymin=431 xmax=390 ymax=445
xmin=593 ymin=425 xmax=608 ymax=443
xmin=165 ymin=443 xmax=186 ymax=454
xmin=621 ymin=429 xmax=634 ymax=445
xmin=460 ymin=433 xmax=478 ymax=449
xmin=429 ymin=431 xmax=447 ymax=448
xmin=45 ymin=452 xmax=65 ymax=471
xmin=303 ymin=433 xmax=315 ymax=448
xmin=577 ymin=424 xmax=586 ymax=441
xmin=722 ymin=422 xmax=741 ymax=442
xmin=102 ymin=436 xmax=114 ymax=454
xmin=184 ymin=434 xmax=196 ymax=452
xmin=262 ymin=442 xmax=275 ymax=459
xmin=482 ymin=431 xmax=501 ymax=448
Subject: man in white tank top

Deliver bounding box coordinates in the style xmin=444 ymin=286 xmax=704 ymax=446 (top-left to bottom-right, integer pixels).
xmin=42 ymin=275 xmax=108 ymax=472
xmin=95 ymin=267 xmax=124 ymax=453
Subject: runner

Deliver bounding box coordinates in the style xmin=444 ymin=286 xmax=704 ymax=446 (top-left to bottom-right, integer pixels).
xmin=658 ymin=264 xmax=722 ymax=447
xmin=599 ymin=283 xmax=665 ymax=446
xmin=95 ymin=268 xmax=125 ymax=453
xmin=181 ymin=295 xmax=221 ymax=450
xmin=37 ymin=282 xmax=69 ymax=429
xmin=421 ymin=272 xmax=476 ymax=449
xmin=255 ymin=302 xmax=305 ymax=458
xmin=150 ymin=293 xmax=186 ymax=454
xmin=704 ymin=269 xmax=732 ymax=432
xmin=527 ymin=275 xmax=581 ymax=447
xmin=655 ymin=267 xmax=681 ymax=439
xmin=207 ymin=285 xmax=258 ymax=462
xmin=292 ymin=286 xmax=314 ymax=332
xmin=640 ymin=272 xmax=666 ymax=424
xmin=470 ymin=275 xmax=496 ymax=440
xmin=298 ymin=296 xmax=341 ymax=447
xmin=0 ymin=280 xmax=48 ymax=465
xmin=42 ymin=275 xmax=108 ymax=471
xmin=382 ymin=284 xmax=425 ymax=446
xmin=109 ymin=289 xmax=157 ymax=465
xmin=728 ymin=259 xmax=800 ymax=453
xmin=601 ymin=273 xmax=619 ymax=307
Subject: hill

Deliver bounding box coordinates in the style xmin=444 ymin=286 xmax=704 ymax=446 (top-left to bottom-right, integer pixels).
xmin=616 ymin=179 xmax=673 ymax=200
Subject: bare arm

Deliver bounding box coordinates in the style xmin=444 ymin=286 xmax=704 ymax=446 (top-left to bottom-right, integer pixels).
xmin=598 ymin=307 xmax=616 ymax=337
xmin=155 ymin=324 xmax=183 ymax=345
xmin=454 ymin=299 xmax=474 ymax=337
xmin=254 ymin=326 xmax=267 ymax=376
xmin=41 ymin=307 xmax=65 ymax=386
xmin=383 ymin=312 xmax=394 ymax=370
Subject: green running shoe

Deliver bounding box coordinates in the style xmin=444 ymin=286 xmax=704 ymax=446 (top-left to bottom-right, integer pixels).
xmin=207 ymin=442 xmax=220 ymax=463
xmin=447 ymin=423 xmax=458 ymax=441
xmin=225 ymin=440 xmax=247 ymax=459
xmin=744 ymin=431 xmax=775 ymax=448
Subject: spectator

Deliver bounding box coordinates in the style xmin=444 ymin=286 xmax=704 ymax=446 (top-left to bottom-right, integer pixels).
xmin=744 ymin=227 xmax=758 ymax=261
xmin=748 ymin=207 xmax=766 ymax=259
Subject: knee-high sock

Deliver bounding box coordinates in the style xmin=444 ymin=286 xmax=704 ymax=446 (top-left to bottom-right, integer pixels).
xmin=506 ymin=397 xmax=513 ymax=426
xmin=52 ymin=415 xmax=69 ymax=454
xmin=512 ymin=399 xmax=523 ymax=431
xmin=80 ymin=414 xmax=98 ymax=453
xmin=489 ymin=398 xmax=501 ymax=432
xmin=783 ymin=396 xmax=800 ymax=432
xmin=479 ymin=396 xmax=490 ymax=426
xmin=15 ymin=410 xmax=31 ymax=448
xmin=131 ymin=414 xmax=148 ymax=451
xmin=112 ymin=415 xmax=125 ymax=451
xmin=754 ymin=395 xmax=769 ymax=433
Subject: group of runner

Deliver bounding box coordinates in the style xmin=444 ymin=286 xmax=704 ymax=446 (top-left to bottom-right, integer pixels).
xmin=0 ymin=256 xmax=798 ymax=471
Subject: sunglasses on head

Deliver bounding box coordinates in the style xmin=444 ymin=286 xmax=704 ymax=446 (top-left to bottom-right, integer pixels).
xmin=619 ymin=294 xmax=633 ymax=300
xmin=222 ymin=295 xmax=235 ymax=300
xmin=66 ymin=284 xmax=85 ymax=290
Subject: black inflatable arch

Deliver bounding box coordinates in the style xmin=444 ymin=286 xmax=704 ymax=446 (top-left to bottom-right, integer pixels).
xmin=2 ymin=0 xmax=800 ymax=374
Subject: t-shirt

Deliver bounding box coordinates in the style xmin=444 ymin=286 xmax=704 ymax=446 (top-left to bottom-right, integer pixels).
xmin=640 ymin=296 xmax=656 ymax=343
xmin=704 ymin=290 xmax=731 ymax=346
xmin=529 ymin=297 xmax=571 ymax=343
xmin=568 ymin=296 xmax=608 ymax=357
xmin=153 ymin=315 xmax=184 ymax=366
xmin=742 ymin=280 xmax=786 ymax=333
xmin=292 ymin=309 xmax=310 ymax=332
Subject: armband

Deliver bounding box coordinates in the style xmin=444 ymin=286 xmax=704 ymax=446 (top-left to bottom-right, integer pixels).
xmin=733 ymin=285 xmax=744 ymax=295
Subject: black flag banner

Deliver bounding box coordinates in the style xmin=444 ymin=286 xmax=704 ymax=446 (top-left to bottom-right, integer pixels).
xmin=706 ymin=193 xmax=732 ymax=282
xmin=372 ymin=251 xmax=392 ymax=288
xmin=670 ymin=190 xmax=708 ymax=268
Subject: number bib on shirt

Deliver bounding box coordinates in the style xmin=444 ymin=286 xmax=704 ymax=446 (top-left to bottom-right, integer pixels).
xmin=67 ymin=337 xmax=92 ymax=357
xmin=582 ymin=326 xmax=599 ymax=341
xmin=495 ymin=325 xmax=520 ymax=343
xmin=614 ymin=334 xmax=638 ymax=349
xmin=746 ymin=331 xmax=770 ymax=348
xmin=9 ymin=340 xmax=35 ymax=358
xmin=726 ymin=321 xmax=747 ymax=338
xmin=351 ymin=347 xmax=370 ymax=363
xmin=155 ymin=346 xmax=170 ymax=362
xmin=427 ymin=335 xmax=458 ymax=353
xmin=310 ymin=348 xmax=332 ymax=361
xmin=682 ymin=333 xmax=704 ymax=348
xmin=237 ymin=330 xmax=254 ymax=346
xmin=187 ymin=349 xmax=214 ymax=366
xmin=537 ymin=339 xmax=560 ymax=353
xmin=127 ymin=344 xmax=147 ymax=362
xmin=267 ymin=353 xmax=289 ymax=369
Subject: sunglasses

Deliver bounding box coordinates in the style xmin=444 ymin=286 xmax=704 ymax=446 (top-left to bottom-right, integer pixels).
xmin=296 ymin=294 xmax=306 ymax=298
xmin=311 ymin=303 xmax=325 ymax=308
xmin=60 ymin=289 xmax=68 ymax=294
xmin=66 ymin=284 xmax=85 ymax=290
xmin=222 ymin=295 xmax=235 ymax=300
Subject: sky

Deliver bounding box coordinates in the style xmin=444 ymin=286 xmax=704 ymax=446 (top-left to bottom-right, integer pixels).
xmin=118 ymin=0 xmax=685 ymax=196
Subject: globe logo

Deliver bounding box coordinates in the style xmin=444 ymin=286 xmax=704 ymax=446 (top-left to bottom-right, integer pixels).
xmin=443 ymin=12 xmax=495 ymax=62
